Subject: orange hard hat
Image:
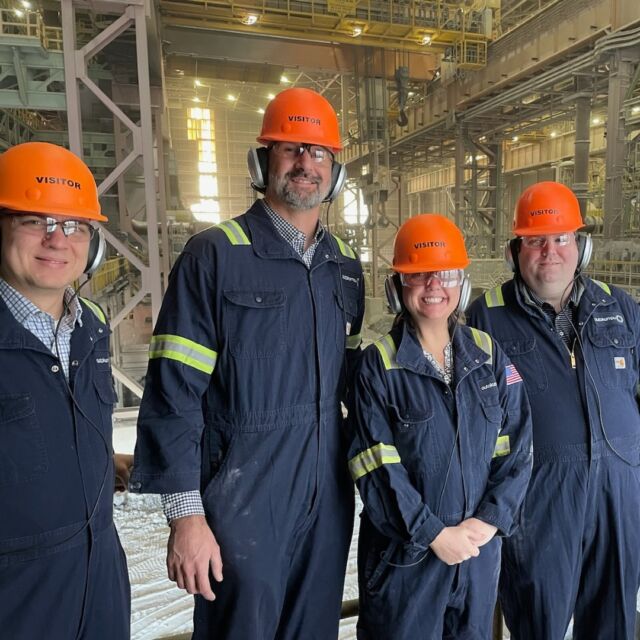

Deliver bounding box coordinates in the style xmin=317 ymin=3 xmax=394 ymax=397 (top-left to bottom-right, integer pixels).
xmin=392 ymin=214 xmax=470 ymax=273
xmin=513 ymin=181 xmax=583 ymax=236
xmin=257 ymin=87 xmax=342 ymax=152
xmin=0 ymin=142 xmax=106 ymax=222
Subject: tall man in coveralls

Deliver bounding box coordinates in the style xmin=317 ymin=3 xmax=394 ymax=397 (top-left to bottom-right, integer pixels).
xmin=131 ymin=87 xmax=365 ymax=639
xmin=467 ymin=181 xmax=640 ymax=639
xmin=0 ymin=142 xmax=130 ymax=639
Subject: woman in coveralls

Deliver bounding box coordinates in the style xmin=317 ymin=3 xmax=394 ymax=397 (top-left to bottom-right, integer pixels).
xmin=348 ymin=214 xmax=532 ymax=639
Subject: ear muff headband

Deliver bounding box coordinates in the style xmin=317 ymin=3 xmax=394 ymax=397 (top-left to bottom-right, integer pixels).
xmin=85 ymin=227 xmax=106 ymax=276
xmin=247 ymin=146 xmax=345 ymax=203
xmin=384 ymin=273 xmax=471 ymax=315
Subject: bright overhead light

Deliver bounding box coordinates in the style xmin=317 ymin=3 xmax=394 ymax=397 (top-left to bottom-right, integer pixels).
xmin=632 ymin=106 xmax=640 ymax=114
xmin=257 ymin=108 xmax=265 ymax=114
xmin=21 ymin=0 xmax=31 ymax=8
xmin=194 ymin=79 xmax=202 ymax=87
xmin=408 ymin=91 xmax=415 ymax=97
xmin=14 ymin=8 xmax=24 ymax=17
xmin=421 ymin=35 xmax=432 ymax=45
xmin=267 ymin=93 xmax=275 ymax=100
xmin=280 ymin=75 xmax=290 ymax=84
xmin=592 ymin=117 xmax=601 ymax=125
xmin=242 ymin=14 xmax=258 ymax=25
xmin=550 ymin=131 xmax=557 ymax=138
xmin=512 ymin=135 xmax=519 ymax=142
xmin=227 ymin=94 xmax=236 ymax=101
xmin=352 ymin=26 xmax=362 ymax=37
xmin=192 ymin=96 xmax=201 ymax=103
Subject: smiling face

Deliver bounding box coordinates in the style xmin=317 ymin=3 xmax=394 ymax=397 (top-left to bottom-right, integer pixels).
xmin=401 ymin=275 xmax=461 ymax=328
xmin=0 ymin=212 xmax=90 ymax=314
xmin=265 ymin=141 xmax=333 ymax=213
xmin=517 ymin=233 xmax=579 ymax=303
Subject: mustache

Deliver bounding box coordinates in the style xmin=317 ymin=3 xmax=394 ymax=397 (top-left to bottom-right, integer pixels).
xmin=285 ymin=168 xmax=321 ymax=184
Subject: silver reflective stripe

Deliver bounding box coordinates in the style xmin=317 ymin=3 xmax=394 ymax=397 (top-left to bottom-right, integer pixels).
xmin=493 ymin=435 xmax=510 ymax=458
xmin=81 ymin=298 xmax=106 ymax=324
xmin=149 ymin=334 xmax=217 ymax=375
xmin=332 ymin=234 xmax=357 ymax=259
xmin=217 ymin=219 xmax=251 ymax=245
xmin=592 ymin=279 xmax=611 ymax=295
xmin=374 ymin=334 xmax=401 ymax=371
xmin=349 ymin=443 xmax=402 ymax=481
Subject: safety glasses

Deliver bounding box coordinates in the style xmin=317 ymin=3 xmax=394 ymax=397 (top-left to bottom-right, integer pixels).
xmin=11 ymin=214 xmax=95 ymax=243
xmin=270 ymin=142 xmax=334 ymax=165
xmin=400 ymin=269 xmax=464 ymax=288
xmin=520 ymin=233 xmax=573 ymax=249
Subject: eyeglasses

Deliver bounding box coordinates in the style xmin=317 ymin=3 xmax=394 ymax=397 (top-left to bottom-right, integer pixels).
xmin=270 ymin=142 xmax=334 ymax=165
xmin=11 ymin=215 xmax=96 ymax=242
xmin=400 ymin=269 xmax=464 ymax=288
xmin=520 ymin=233 xmax=573 ymax=249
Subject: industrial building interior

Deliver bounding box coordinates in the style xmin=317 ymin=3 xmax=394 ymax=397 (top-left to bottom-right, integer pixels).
xmin=2 ymin=0 xmax=640 ymax=637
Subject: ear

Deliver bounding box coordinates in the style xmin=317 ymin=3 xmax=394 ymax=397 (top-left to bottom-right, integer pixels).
xmin=247 ymin=147 xmax=269 ymax=194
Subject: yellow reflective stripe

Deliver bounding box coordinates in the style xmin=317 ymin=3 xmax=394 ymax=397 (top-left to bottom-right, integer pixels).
xmin=81 ymin=298 xmax=106 ymax=324
xmin=374 ymin=334 xmax=401 ymax=370
xmin=346 ymin=333 xmax=362 ymax=350
xmin=592 ymin=279 xmax=611 ymax=295
xmin=332 ymin=234 xmax=357 ymax=259
xmin=470 ymin=327 xmax=493 ymax=363
xmin=484 ymin=285 xmax=505 ymax=308
xmin=217 ymin=219 xmax=251 ymax=245
xmin=493 ymin=435 xmax=510 ymax=458
xmin=149 ymin=334 xmax=217 ymax=375
xmin=349 ymin=443 xmax=401 ymax=481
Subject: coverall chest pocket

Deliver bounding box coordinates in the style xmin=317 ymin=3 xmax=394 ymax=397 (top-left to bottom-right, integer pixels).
xmin=334 ymin=291 xmax=359 ymax=350
xmin=390 ymin=405 xmax=445 ymax=473
xmin=224 ymin=290 xmax=286 ymax=359
xmin=93 ymin=374 xmax=118 ymax=431
xmin=587 ymin=326 xmax=637 ymax=390
xmin=0 ymin=393 xmax=48 ymax=487
xmin=499 ymin=337 xmax=547 ymax=395
xmin=480 ymin=402 xmax=503 ymax=463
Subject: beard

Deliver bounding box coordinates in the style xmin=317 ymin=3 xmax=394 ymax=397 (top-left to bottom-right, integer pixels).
xmin=270 ymin=168 xmax=328 ymax=211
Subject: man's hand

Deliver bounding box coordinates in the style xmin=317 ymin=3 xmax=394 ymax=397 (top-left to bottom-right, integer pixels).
xmin=167 ymin=515 xmax=223 ymax=601
xmin=113 ymin=453 xmax=134 ymax=493
xmin=459 ymin=517 xmax=498 ymax=547
xmin=429 ymin=525 xmax=480 ymax=565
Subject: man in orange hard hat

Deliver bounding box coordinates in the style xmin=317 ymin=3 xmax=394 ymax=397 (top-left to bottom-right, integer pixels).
xmin=0 ymin=141 xmax=130 ymax=639
xmin=467 ymin=181 xmax=640 ymax=639
xmin=132 ymin=88 xmax=365 ymax=638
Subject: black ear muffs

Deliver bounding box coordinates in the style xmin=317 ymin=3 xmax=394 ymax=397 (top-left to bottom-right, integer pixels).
xmin=247 ymin=146 xmax=346 ymax=203
xmin=85 ymin=226 xmax=106 ymax=276
xmin=385 ymin=272 xmax=471 ymax=315
xmin=385 ymin=273 xmax=403 ymax=314
xmin=505 ymin=234 xmax=592 ymax=274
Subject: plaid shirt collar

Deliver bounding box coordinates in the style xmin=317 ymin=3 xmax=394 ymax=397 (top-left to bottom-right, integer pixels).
xmin=517 ymin=275 xmax=583 ymax=315
xmin=261 ymin=199 xmax=324 ymax=257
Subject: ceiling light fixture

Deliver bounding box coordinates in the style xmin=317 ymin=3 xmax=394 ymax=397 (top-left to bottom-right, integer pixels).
xmin=227 ymin=94 xmax=237 ymax=101
xmin=267 ymin=93 xmax=275 ymax=100
xmin=257 ymin=108 xmax=265 ymax=114
xmin=280 ymin=75 xmax=290 ymax=84
xmin=14 ymin=8 xmax=24 ymax=17
xmin=512 ymin=135 xmax=519 ymax=142
xmin=194 ymin=79 xmax=202 ymax=87
xmin=632 ymin=106 xmax=640 ymax=114
xmin=421 ymin=35 xmax=432 ymax=45
xmin=352 ymin=26 xmax=362 ymax=37
xmin=592 ymin=117 xmax=601 ymax=125
xmin=550 ymin=131 xmax=557 ymax=138
xmin=242 ymin=14 xmax=258 ymax=25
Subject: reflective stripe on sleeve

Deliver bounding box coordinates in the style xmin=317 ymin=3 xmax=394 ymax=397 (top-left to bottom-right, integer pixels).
xmin=349 ymin=443 xmax=402 ymax=481
xmin=592 ymin=279 xmax=611 ymax=295
xmin=149 ymin=334 xmax=218 ymax=374
xmin=346 ymin=333 xmax=362 ymax=350
xmin=217 ymin=219 xmax=251 ymax=245
xmin=493 ymin=435 xmax=510 ymax=458
xmin=374 ymin=334 xmax=401 ymax=370
xmin=484 ymin=285 xmax=505 ymax=308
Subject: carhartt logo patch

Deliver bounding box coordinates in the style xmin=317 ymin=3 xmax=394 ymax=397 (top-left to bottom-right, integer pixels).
xmin=614 ymin=357 xmax=626 ymax=369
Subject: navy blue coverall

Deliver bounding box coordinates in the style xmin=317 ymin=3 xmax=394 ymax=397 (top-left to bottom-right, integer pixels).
xmin=0 ymin=296 xmax=130 ymax=640
xmin=131 ymin=201 xmax=365 ymax=640
xmin=348 ymin=320 xmax=532 ymax=640
xmin=467 ymin=276 xmax=640 ymax=640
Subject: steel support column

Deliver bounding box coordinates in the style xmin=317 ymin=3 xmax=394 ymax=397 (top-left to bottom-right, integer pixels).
xmin=573 ymin=76 xmax=592 ymax=218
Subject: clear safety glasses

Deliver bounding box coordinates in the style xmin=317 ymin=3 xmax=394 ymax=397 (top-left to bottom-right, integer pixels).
xmin=11 ymin=215 xmax=96 ymax=243
xmin=520 ymin=233 xmax=573 ymax=249
xmin=400 ymin=269 xmax=464 ymax=288
xmin=270 ymin=142 xmax=334 ymax=166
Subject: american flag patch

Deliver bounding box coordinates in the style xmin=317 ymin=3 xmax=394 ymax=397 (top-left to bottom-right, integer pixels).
xmin=505 ymin=364 xmax=523 ymax=385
